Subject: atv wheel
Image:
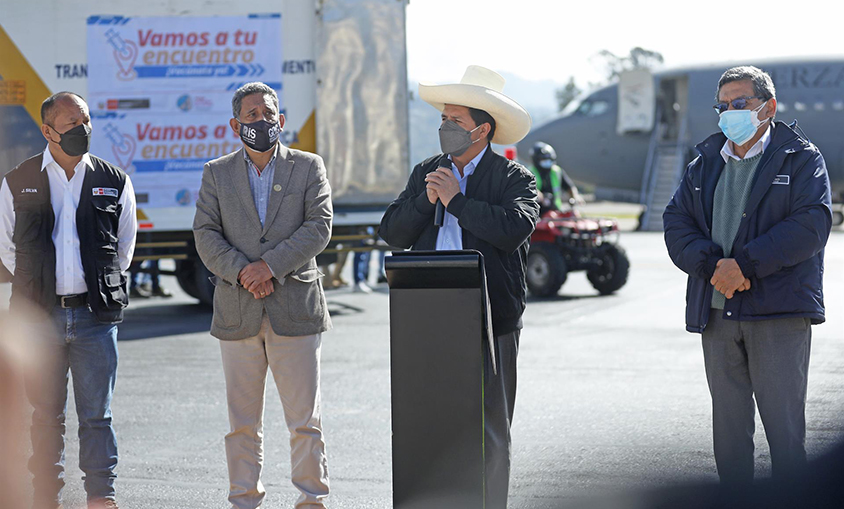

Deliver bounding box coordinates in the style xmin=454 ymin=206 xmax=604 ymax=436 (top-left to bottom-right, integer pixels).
xmin=587 ymin=244 xmax=630 ymax=295
xmin=526 ymin=243 xmax=568 ymax=297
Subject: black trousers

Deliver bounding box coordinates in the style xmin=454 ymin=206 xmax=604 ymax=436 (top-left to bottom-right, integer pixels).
xmin=484 ymin=330 xmax=520 ymax=509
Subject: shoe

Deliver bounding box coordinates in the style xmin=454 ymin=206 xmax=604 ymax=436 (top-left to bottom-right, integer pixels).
xmin=139 ymin=281 xmax=153 ymax=294
xmin=129 ymin=286 xmax=151 ymax=299
xmin=150 ymin=286 xmax=173 ymax=298
xmin=352 ymin=281 xmax=372 ymax=293
xmin=325 ymin=278 xmax=347 ymax=289
xmin=88 ymin=499 xmax=119 ymax=509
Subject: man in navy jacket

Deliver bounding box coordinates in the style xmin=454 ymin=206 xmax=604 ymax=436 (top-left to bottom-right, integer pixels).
xmin=663 ymin=66 xmax=832 ymax=489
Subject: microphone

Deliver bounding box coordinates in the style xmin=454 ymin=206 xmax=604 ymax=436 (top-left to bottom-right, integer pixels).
xmin=434 ymin=156 xmax=451 ymax=227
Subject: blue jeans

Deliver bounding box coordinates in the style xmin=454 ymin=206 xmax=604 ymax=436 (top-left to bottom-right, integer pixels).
xmin=27 ymin=305 xmax=119 ymax=504
xmin=353 ymin=251 xmax=370 ymax=284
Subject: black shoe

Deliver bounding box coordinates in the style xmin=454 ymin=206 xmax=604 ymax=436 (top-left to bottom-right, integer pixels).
xmin=150 ymin=287 xmax=173 ymax=298
xmin=130 ymin=287 xmax=151 ymax=299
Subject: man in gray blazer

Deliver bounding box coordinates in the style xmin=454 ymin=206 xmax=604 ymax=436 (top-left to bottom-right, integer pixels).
xmin=193 ymin=82 xmax=332 ymax=509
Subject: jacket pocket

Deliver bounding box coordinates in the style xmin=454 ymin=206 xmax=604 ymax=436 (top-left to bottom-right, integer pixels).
xmin=212 ymin=280 xmax=242 ymax=329
xmin=12 ymin=206 xmax=43 ymax=246
xmin=93 ymin=199 xmax=122 ymax=245
xmin=99 ymin=270 xmax=128 ymax=311
xmin=286 ymin=268 xmax=325 ymax=323
xmin=289 ymin=266 xmax=324 ymax=283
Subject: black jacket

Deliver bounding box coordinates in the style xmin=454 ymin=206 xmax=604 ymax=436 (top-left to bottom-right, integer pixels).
xmin=663 ymin=121 xmax=832 ymax=333
xmin=380 ymin=148 xmax=539 ymax=336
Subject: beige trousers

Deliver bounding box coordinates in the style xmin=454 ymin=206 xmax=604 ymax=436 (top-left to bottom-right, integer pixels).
xmin=219 ymin=314 xmax=329 ymax=509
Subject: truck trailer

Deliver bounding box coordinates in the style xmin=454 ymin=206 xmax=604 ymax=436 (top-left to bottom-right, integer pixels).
xmin=0 ymin=0 xmax=410 ymax=304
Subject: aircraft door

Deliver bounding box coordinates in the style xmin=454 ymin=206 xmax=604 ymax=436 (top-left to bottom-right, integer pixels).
xmin=657 ymin=76 xmax=689 ymax=143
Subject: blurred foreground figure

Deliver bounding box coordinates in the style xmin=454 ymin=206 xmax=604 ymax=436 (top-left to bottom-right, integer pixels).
xmin=0 ymin=311 xmax=41 ymax=509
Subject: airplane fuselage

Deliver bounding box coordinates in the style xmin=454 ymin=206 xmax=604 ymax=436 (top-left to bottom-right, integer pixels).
xmin=519 ymin=58 xmax=844 ymax=205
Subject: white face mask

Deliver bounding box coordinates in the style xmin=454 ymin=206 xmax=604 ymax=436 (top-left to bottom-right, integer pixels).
xmin=718 ymin=100 xmax=770 ymax=146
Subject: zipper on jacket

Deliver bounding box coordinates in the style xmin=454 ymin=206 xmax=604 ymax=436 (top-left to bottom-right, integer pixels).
xmin=731 ymin=137 xmax=801 ymax=242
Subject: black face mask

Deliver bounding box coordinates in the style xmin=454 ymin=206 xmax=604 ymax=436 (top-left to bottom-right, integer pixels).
xmin=52 ymin=124 xmax=92 ymax=157
xmin=238 ymin=119 xmax=281 ymax=153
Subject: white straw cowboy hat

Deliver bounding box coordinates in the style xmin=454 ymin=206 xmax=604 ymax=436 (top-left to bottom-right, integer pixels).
xmin=419 ymin=65 xmax=532 ymax=146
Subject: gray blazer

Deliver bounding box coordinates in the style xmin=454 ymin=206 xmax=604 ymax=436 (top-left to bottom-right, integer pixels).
xmin=193 ymin=145 xmax=333 ymax=340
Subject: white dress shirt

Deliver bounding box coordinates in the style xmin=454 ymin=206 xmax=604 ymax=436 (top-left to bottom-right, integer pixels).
xmin=0 ymin=146 xmax=137 ymax=295
xmin=435 ymin=145 xmax=488 ymax=251
xmin=721 ymin=124 xmax=772 ymax=163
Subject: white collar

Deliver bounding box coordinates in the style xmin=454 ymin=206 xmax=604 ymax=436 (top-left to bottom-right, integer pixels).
xmin=721 ymin=125 xmax=772 ymax=163
xmin=41 ymin=145 xmax=94 ymax=172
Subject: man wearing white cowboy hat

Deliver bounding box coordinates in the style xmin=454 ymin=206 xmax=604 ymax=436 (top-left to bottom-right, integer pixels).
xmin=380 ymin=65 xmax=539 ymax=508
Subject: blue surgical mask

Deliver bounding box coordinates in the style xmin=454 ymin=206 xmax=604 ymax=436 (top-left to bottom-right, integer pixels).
xmin=718 ymin=100 xmax=770 ymax=146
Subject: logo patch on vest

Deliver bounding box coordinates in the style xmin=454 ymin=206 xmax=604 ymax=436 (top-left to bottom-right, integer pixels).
xmin=772 ymin=175 xmax=790 ymax=186
xmin=22 ymin=188 xmax=38 ymax=193
xmin=93 ymin=187 xmax=119 ymax=197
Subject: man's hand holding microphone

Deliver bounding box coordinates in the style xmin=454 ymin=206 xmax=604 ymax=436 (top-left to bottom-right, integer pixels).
xmin=426 ymin=156 xmax=461 ymax=227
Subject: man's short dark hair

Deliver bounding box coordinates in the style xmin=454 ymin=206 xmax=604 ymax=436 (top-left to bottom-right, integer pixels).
xmin=231 ymin=82 xmax=279 ymax=119
xmin=41 ymin=91 xmax=85 ymax=126
xmin=469 ymin=107 xmax=496 ymax=144
xmin=715 ymin=66 xmax=776 ymax=102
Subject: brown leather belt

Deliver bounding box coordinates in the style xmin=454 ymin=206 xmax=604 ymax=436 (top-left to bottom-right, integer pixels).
xmin=57 ymin=293 xmax=88 ymax=308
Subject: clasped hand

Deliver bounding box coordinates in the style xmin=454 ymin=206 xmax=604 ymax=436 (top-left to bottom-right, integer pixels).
xmin=710 ymin=258 xmax=751 ymax=299
xmin=425 ymin=167 xmax=460 ymax=206
xmin=238 ymin=260 xmax=274 ymax=299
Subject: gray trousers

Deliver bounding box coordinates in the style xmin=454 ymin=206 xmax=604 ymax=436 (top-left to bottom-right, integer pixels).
xmin=484 ymin=330 xmax=520 ymax=509
xmin=702 ymin=310 xmax=811 ymax=485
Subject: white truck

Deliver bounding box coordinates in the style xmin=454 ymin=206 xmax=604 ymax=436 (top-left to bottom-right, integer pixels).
xmin=0 ymin=0 xmax=410 ymax=303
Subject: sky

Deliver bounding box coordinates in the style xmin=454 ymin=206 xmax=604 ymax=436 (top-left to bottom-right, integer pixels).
xmin=405 ymin=0 xmax=844 ymax=102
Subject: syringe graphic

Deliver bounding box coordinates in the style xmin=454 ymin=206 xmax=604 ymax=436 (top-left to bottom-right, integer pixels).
xmin=104 ymin=28 xmax=138 ymax=80
xmin=104 ymin=123 xmax=136 ymax=170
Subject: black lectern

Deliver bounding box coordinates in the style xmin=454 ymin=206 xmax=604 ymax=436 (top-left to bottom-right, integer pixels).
xmin=385 ymin=250 xmax=494 ymax=509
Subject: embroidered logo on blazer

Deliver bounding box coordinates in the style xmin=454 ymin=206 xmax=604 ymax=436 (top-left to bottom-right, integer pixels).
xmin=772 ymin=175 xmax=790 ymax=185
xmin=22 ymin=188 xmax=38 ymax=193
xmin=93 ymin=187 xmax=119 ymax=197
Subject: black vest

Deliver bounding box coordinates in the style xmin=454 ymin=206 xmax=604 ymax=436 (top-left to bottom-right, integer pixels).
xmin=4 ymin=153 xmax=129 ymax=323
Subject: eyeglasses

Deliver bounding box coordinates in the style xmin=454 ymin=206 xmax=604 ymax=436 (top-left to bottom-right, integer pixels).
xmin=713 ymin=96 xmax=765 ymax=114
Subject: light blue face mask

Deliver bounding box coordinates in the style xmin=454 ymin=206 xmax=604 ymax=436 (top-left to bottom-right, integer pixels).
xmin=718 ymin=100 xmax=770 ymax=146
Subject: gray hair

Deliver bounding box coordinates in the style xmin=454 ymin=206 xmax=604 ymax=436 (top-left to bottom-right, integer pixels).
xmin=231 ymin=82 xmax=279 ymax=119
xmin=715 ymin=66 xmax=776 ymax=102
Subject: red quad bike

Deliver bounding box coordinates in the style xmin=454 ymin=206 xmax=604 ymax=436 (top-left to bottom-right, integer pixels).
xmin=527 ymin=209 xmax=630 ymax=297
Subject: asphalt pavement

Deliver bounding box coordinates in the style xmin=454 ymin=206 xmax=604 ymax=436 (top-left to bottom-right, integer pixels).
xmin=2 ymin=231 xmax=842 ymax=509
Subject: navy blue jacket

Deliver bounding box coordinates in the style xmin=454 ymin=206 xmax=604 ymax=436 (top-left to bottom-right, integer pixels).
xmin=663 ymin=121 xmax=832 ymax=333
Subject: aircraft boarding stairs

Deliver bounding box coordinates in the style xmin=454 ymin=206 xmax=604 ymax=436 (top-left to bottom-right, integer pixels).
xmin=638 ymin=144 xmax=686 ymax=231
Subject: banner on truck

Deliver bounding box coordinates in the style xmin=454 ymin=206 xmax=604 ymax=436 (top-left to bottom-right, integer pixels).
xmin=87 ymin=14 xmax=282 ymax=208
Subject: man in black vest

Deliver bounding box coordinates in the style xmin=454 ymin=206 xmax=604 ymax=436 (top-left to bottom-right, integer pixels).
xmin=0 ymin=92 xmax=137 ymax=509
